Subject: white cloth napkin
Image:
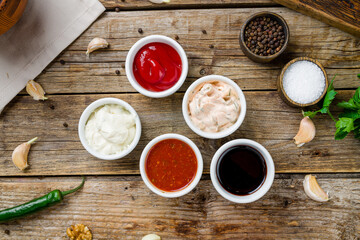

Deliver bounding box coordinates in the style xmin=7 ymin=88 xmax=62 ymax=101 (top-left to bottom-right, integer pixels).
xmin=0 ymin=0 xmax=105 ymax=112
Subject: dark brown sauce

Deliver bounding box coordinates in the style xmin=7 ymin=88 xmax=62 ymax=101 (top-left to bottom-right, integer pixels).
xmin=217 ymin=145 xmax=267 ymax=195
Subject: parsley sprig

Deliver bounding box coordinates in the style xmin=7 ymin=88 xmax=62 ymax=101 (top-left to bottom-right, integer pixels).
xmin=303 ymin=74 xmax=360 ymax=140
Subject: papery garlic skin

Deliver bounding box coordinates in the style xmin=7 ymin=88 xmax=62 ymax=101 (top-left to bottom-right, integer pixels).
xmin=86 ymin=37 xmax=109 ymax=55
xmin=303 ymin=174 xmax=329 ymax=202
xmin=12 ymin=137 xmax=38 ymax=171
xmin=26 ymin=80 xmax=48 ymax=101
xmin=142 ymin=234 xmax=161 ymax=240
xmin=294 ymin=116 xmax=315 ymax=147
xmin=149 ymin=0 xmax=170 ymax=3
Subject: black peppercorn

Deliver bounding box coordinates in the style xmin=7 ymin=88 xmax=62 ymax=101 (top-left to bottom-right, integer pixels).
xmin=244 ymin=16 xmax=285 ymax=56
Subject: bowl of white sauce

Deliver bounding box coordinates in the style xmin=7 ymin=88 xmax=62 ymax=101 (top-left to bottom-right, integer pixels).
xmin=78 ymin=98 xmax=141 ymax=160
xmin=182 ymin=75 xmax=246 ymax=139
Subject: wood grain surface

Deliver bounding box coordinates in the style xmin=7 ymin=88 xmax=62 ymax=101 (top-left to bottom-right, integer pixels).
xmin=29 ymin=9 xmax=360 ymax=95
xmin=1 ymin=2 xmax=360 ymax=239
xmin=1 ymin=91 xmax=360 ymax=176
xmin=273 ymin=0 xmax=360 ymax=37
xmin=99 ymin=0 xmax=277 ymax=9
xmin=0 ymin=176 xmax=359 ymax=240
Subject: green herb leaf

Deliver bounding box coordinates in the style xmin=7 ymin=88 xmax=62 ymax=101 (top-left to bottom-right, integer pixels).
xmin=357 ymin=73 xmax=360 ymax=79
xmin=301 ymin=76 xmax=337 ymax=119
xmin=335 ymin=129 xmax=350 ymax=140
xmin=303 ymin=110 xmax=318 ymax=119
xmin=353 ymin=87 xmax=360 ymax=104
xmin=337 ymin=117 xmax=355 ymax=132
xmin=354 ymin=120 xmax=360 ymax=139
xmin=354 ymin=128 xmax=360 ymax=139
xmin=335 ymin=117 xmax=355 ymax=140
xmin=327 ymin=75 xmax=336 ymax=92
xmin=318 ymin=107 xmax=328 ymax=114
xmin=337 ymin=99 xmax=359 ymax=110
xmin=317 ymin=76 xmax=337 ymax=119
xmin=322 ymin=89 xmax=337 ymax=108
xmin=339 ymin=110 xmax=360 ymax=120
xmin=322 ymin=76 xmax=337 ymax=110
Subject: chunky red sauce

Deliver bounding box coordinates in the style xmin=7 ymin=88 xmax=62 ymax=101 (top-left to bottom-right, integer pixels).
xmin=145 ymin=139 xmax=197 ymax=192
xmin=133 ymin=42 xmax=182 ymax=92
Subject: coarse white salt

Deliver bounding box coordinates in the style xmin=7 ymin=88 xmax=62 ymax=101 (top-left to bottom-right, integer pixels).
xmin=282 ymin=60 xmax=325 ymax=104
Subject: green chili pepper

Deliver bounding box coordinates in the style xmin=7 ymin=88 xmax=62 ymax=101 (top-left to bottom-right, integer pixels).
xmin=0 ymin=177 xmax=85 ymax=222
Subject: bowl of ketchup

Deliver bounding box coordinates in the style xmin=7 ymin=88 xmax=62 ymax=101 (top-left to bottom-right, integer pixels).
xmin=126 ymin=35 xmax=188 ymax=98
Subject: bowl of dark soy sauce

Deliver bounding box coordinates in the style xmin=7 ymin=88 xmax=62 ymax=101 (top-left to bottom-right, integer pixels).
xmin=210 ymin=139 xmax=275 ymax=203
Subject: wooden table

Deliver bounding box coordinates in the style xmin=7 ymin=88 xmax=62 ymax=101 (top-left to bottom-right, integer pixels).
xmin=1 ymin=1 xmax=359 ymax=239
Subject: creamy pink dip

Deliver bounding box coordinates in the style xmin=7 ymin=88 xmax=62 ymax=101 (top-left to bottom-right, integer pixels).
xmin=188 ymin=81 xmax=241 ymax=132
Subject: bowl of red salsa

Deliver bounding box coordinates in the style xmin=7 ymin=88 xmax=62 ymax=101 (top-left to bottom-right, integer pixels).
xmin=126 ymin=35 xmax=188 ymax=98
xmin=140 ymin=133 xmax=203 ymax=198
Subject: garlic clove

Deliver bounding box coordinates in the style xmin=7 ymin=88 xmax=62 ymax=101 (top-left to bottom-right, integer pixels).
xmin=12 ymin=137 xmax=38 ymax=171
xmin=26 ymin=80 xmax=48 ymax=101
xmin=149 ymin=0 xmax=170 ymax=3
xmin=294 ymin=116 xmax=316 ymax=147
xmin=142 ymin=234 xmax=161 ymax=240
xmin=303 ymin=174 xmax=329 ymax=202
xmin=86 ymin=37 xmax=109 ymax=55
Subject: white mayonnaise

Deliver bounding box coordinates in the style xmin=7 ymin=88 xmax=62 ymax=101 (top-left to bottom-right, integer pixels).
xmin=85 ymin=104 xmax=136 ymax=155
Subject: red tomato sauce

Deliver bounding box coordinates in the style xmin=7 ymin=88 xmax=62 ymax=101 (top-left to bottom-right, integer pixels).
xmin=133 ymin=42 xmax=182 ymax=92
xmin=145 ymin=139 xmax=197 ymax=192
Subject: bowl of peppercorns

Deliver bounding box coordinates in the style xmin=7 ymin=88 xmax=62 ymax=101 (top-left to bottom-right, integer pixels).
xmin=240 ymin=12 xmax=289 ymax=63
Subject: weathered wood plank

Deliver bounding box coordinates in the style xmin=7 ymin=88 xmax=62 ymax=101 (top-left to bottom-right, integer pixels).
xmin=273 ymin=0 xmax=360 ymax=37
xmin=26 ymin=8 xmax=360 ymax=95
xmin=0 ymin=176 xmax=358 ymax=239
xmin=100 ymin=0 xmax=277 ymax=10
xmin=1 ymin=91 xmax=360 ymax=176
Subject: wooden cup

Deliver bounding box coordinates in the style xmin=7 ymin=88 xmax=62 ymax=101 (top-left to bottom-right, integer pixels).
xmin=239 ymin=11 xmax=290 ymax=63
xmin=0 ymin=0 xmax=28 ymax=35
xmin=277 ymin=57 xmax=328 ymax=108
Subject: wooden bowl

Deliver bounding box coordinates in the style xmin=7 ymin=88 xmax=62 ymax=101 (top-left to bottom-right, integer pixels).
xmin=278 ymin=57 xmax=328 ymax=108
xmin=239 ymin=11 xmax=290 ymax=63
xmin=0 ymin=0 xmax=28 ymax=35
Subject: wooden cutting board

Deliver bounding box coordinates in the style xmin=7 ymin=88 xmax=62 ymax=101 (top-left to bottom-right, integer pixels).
xmin=273 ymin=0 xmax=360 ymax=37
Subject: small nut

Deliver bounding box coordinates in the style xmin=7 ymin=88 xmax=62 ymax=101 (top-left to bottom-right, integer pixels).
xmin=66 ymin=224 xmax=92 ymax=240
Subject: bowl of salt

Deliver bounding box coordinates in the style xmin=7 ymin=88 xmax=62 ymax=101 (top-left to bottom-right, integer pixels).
xmin=278 ymin=57 xmax=328 ymax=108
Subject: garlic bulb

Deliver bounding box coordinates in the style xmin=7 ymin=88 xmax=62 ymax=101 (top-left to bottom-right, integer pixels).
xmin=142 ymin=234 xmax=161 ymax=240
xmin=12 ymin=137 xmax=38 ymax=171
xmin=303 ymin=174 xmax=329 ymax=202
xmin=149 ymin=0 xmax=170 ymax=3
xmin=26 ymin=80 xmax=48 ymax=101
xmin=294 ymin=116 xmax=316 ymax=147
xmin=86 ymin=37 xmax=109 ymax=55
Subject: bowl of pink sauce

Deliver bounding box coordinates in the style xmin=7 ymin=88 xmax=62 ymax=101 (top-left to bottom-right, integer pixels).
xmin=182 ymin=75 xmax=246 ymax=139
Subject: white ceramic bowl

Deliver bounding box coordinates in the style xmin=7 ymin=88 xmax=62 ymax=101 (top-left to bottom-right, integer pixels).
xmin=140 ymin=133 xmax=203 ymax=198
xmin=182 ymin=75 xmax=247 ymax=139
xmin=78 ymin=98 xmax=141 ymax=160
xmin=125 ymin=35 xmax=188 ymax=98
xmin=210 ymin=139 xmax=275 ymax=203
